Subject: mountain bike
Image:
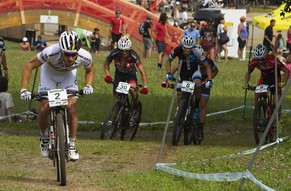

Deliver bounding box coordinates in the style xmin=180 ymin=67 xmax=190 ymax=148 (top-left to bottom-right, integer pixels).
xmin=100 ymin=81 xmax=142 ymax=141
xmin=247 ymin=84 xmax=279 ymax=145
xmin=32 ymin=89 xmax=83 ymax=186
xmin=172 ymin=80 xmax=201 ymax=146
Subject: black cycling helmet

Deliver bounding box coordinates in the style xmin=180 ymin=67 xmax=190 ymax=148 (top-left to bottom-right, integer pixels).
xmin=253 ymin=44 xmax=268 ymax=60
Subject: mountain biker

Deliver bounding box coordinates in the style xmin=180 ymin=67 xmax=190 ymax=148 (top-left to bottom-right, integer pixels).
xmin=103 ymin=36 xmax=148 ymax=114
xmin=244 ymin=44 xmax=289 ymax=105
xmin=163 ymin=35 xmax=213 ymax=140
xmin=20 ymin=31 xmax=95 ymax=161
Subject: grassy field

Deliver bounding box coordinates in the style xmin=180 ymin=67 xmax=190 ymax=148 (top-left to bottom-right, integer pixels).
xmin=1 ymin=40 xmax=291 ymax=190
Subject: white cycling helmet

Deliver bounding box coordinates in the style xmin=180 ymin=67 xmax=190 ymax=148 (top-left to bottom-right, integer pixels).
xmin=118 ymin=36 xmax=131 ymax=50
xmin=59 ymin=31 xmax=81 ymax=53
xmin=253 ymin=44 xmax=268 ymax=60
xmin=181 ymin=35 xmax=195 ymax=49
xmin=193 ymin=45 xmax=204 ymax=58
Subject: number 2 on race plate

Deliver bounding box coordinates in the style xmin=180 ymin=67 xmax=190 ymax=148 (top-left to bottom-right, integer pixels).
xmin=116 ymin=82 xmax=131 ymax=94
xmin=181 ymin=81 xmax=195 ymax=93
xmin=255 ymin=84 xmax=268 ymax=94
xmin=48 ymin=89 xmax=68 ymax=107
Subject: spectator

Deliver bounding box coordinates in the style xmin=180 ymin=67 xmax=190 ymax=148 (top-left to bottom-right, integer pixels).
xmin=184 ymin=20 xmax=200 ymax=45
xmin=172 ymin=3 xmax=180 ymax=27
xmin=200 ymin=19 xmax=217 ymax=60
xmin=274 ymin=32 xmax=285 ymax=52
xmin=237 ymin=16 xmax=248 ymax=61
xmin=263 ymin=19 xmax=276 ymax=53
xmin=286 ymin=26 xmax=291 ymax=52
xmin=89 ymin=28 xmax=101 ymax=55
xmin=142 ymin=15 xmax=154 ymax=59
xmin=0 ymin=37 xmax=8 ymax=79
xmin=180 ymin=6 xmax=188 ymax=29
xmin=109 ymin=9 xmax=126 ymax=49
xmin=283 ymin=55 xmax=291 ymax=78
xmin=217 ymin=18 xmax=228 ymax=63
xmin=153 ymin=12 xmax=169 ymax=70
xmin=20 ymin=37 xmax=31 ymax=51
xmin=33 ymin=35 xmax=47 ymax=52
xmin=0 ymin=77 xmax=14 ymax=122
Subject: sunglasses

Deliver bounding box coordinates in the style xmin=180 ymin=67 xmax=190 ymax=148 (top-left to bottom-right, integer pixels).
xmin=121 ymin=49 xmax=130 ymax=53
xmin=63 ymin=52 xmax=78 ymax=58
xmin=191 ymin=25 xmax=196 ymax=28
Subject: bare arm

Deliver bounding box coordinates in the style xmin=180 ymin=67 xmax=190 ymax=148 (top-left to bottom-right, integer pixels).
xmin=6 ymin=107 xmax=13 ymax=123
xmin=103 ymin=59 xmax=111 ymax=76
xmin=84 ymin=64 xmax=95 ymax=86
xmin=20 ymin=55 xmax=42 ymax=90
xmin=137 ymin=64 xmax=148 ymax=87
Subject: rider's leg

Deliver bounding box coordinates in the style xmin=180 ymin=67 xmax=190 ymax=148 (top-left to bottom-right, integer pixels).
xmin=67 ymin=98 xmax=78 ymax=139
xmin=38 ymin=101 xmax=50 ymax=134
xmin=129 ymin=83 xmax=138 ymax=109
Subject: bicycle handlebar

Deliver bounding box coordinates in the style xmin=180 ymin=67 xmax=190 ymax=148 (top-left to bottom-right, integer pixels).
xmin=32 ymin=89 xmax=84 ymax=101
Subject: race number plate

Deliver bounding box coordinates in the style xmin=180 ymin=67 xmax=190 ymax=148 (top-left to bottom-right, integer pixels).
xmin=48 ymin=89 xmax=68 ymax=107
xmin=181 ymin=81 xmax=195 ymax=93
xmin=255 ymin=84 xmax=268 ymax=93
xmin=116 ymin=82 xmax=131 ymax=94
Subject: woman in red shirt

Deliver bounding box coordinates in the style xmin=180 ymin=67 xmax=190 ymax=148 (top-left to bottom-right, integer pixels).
xmin=153 ymin=12 xmax=169 ymax=70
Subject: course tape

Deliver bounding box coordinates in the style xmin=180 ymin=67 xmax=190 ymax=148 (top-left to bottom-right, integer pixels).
xmin=156 ymin=163 xmax=244 ymax=182
xmin=244 ymin=170 xmax=276 ymax=191
xmin=5 ymin=105 xmax=291 ymax=125
xmin=156 ymin=137 xmax=288 ymax=189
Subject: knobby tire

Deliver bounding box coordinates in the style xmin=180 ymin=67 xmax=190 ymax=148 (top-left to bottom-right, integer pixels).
xmin=128 ymin=102 xmax=142 ymax=141
xmin=56 ymin=113 xmax=66 ymax=186
xmin=253 ymin=100 xmax=267 ymax=145
xmin=172 ymin=98 xmax=188 ymax=145
xmin=100 ymin=99 xmax=122 ymax=139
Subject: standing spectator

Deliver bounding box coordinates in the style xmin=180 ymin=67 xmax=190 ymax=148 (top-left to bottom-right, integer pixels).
xmin=286 ymin=26 xmax=291 ymax=52
xmin=283 ymin=55 xmax=291 ymax=78
xmin=109 ymin=9 xmax=126 ymax=49
xmin=184 ymin=20 xmax=200 ymax=45
xmin=142 ymin=15 xmax=154 ymax=59
xmin=217 ymin=18 xmax=228 ymax=63
xmin=89 ymin=28 xmax=101 ymax=55
xmin=0 ymin=77 xmax=14 ymax=122
xmin=200 ymin=19 xmax=217 ymax=61
xmin=180 ymin=6 xmax=188 ymax=29
xmin=172 ymin=3 xmax=180 ymax=27
xmin=20 ymin=37 xmax=31 ymax=51
xmin=153 ymin=12 xmax=169 ymax=70
xmin=237 ymin=16 xmax=248 ymax=61
xmin=263 ymin=19 xmax=276 ymax=53
xmin=0 ymin=37 xmax=8 ymax=79
xmin=274 ymin=32 xmax=285 ymax=52
xmin=33 ymin=35 xmax=47 ymax=52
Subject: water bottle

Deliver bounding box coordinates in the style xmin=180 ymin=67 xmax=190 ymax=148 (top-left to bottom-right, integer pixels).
xmin=153 ymin=47 xmax=156 ymax=53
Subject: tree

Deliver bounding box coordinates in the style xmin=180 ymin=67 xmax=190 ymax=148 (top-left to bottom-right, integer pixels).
xmin=280 ymin=0 xmax=291 ymax=17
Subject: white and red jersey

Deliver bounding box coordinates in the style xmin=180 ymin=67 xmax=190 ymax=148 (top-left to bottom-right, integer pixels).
xmin=37 ymin=44 xmax=92 ymax=72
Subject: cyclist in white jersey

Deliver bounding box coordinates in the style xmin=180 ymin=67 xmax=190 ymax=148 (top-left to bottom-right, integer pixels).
xmin=20 ymin=31 xmax=95 ymax=161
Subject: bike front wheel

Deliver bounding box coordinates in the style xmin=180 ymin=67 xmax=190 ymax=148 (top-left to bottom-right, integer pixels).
xmin=56 ymin=113 xmax=66 ymax=186
xmin=100 ymin=99 xmax=122 ymax=140
xmin=172 ymin=98 xmax=188 ymax=145
xmin=121 ymin=101 xmax=142 ymax=141
xmin=253 ymin=100 xmax=268 ymax=145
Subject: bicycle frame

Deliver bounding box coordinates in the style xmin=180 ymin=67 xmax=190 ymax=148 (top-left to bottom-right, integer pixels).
xmin=33 ymin=89 xmax=81 ymax=186
xmin=101 ymin=82 xmax=142 ymax=140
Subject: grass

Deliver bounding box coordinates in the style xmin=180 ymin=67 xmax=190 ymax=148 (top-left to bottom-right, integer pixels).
xmin=1 ymin=40 xmax=291 ymax=190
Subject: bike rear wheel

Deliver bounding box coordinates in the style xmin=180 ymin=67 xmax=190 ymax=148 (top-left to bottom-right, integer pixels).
xmin=253 ymin=100 xmax=268 ymax=145
xmin=100 ymin=99 xmax=122 ymax=139
xmin=172 ymin=98 xmax=188 ymax=145
xmin=56 ymin=113 xmax=66 ymax=186
xmin=122 ymin=101 xmax=142 ymax=141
